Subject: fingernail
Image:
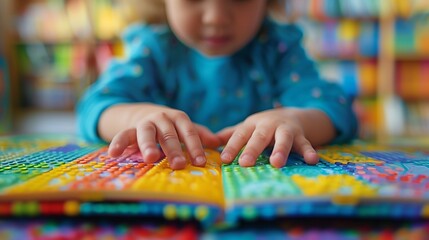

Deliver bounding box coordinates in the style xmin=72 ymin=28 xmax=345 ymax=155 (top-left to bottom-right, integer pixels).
xmin=239 ymin=154 xmax=253 ymax=167
xmin=221 ymin=152 xmax=232 ymax=162
xmin=194 ymin=156 xmax=206 ymax=166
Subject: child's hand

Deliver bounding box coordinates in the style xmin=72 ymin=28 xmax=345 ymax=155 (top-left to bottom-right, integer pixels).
xmin=108 ymin=108 xmax=221 ymax=170
xmin=217 ymin=109 xmax=320 ymax=168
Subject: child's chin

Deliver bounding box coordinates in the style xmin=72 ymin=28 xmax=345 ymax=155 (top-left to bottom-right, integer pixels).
xmin=197 ymin=49 xmax=235 ymax=58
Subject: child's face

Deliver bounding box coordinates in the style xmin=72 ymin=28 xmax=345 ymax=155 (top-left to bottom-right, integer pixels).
xmin=165 ymin=0 xmax=268 ymax=57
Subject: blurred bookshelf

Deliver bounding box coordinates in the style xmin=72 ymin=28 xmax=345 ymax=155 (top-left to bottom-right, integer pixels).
xmin=291 ymin=0 xmax=429 ymax=142
xmin=0 ymin=52 xmax=12 ymax=135
xmin=0 ymin=0 xmax=13 ymax=135
xmin=0 ymin=0 xmax=126 ymax=135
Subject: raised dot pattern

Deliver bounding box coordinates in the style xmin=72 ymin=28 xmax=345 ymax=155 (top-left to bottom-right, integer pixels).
xmin=3 ymin=147 xmax=153 ymax=195
xmin=222 ymin=144 xmax=429 ymax=222
xmin=0 ymin=144 xmax=100 ymax=192
xmin=2 ymin=139 xmax=429 ymax=223
xmin=131 ymin=149 xmax=224 ymax=206
xmin=0 ymin=135 xmax=73 ymax=162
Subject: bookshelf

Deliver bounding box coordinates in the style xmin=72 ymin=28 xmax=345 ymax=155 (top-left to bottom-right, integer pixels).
xmin=293 ymin=0 xmax=429 ymax=142
xmin=0 ymin=0 xmax=13 ymax=135
xmin=380 ymin=1 xmax=429 ymax=140
xmin=0 ymin=0 xmax=126 ymax=134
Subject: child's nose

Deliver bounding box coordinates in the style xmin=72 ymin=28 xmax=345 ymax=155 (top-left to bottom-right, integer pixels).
xmin=202 ymin=2 xmax=230 ymax=27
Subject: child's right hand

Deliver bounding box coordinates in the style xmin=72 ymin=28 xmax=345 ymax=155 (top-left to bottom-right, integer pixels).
xmin=107 ymin=108 xmax=221 ymax=170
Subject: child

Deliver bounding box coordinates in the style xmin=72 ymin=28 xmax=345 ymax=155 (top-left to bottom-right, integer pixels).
xmin=77 ymin=0 xmax=358 ymax=170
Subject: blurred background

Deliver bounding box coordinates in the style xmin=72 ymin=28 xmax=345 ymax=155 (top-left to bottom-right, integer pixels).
xmin=0 ymin=0 xmax=428 ymax=143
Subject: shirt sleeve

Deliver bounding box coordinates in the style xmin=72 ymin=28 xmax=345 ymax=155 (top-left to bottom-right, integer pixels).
xmin=270 ymin=22 xmax=358 ymax=144
xmin=76 ymin=24 xmax=167 ymax=142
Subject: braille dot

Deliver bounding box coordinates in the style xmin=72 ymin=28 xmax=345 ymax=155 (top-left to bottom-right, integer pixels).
xmin=190 ymin=170 xmax=203 ymax=176
xmin=339 ymin=96 xmax=347 ymax=104
xmin=102 ymin=87 xmax=110 ymax=94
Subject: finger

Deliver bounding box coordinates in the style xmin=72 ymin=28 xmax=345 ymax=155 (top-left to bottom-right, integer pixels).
xmin=293 ymin=135 xmax=319 ymax=165
xmin=174 ymin=115 xmax=207 ymax=167
xmin=195 ymin=125 xmax=222 ymax=149
xmin=156 ymin=115 xmax=187 ymax=170
xmin=239 ymin=126 xmax=274 ymax=167
xmin=270 ymin=127 xmax=294 ymax=168
xmin=220 ymin=125 xmax=253 ymax=164
xmin=136 ymin=122 xmax=161 ymax=163
xmin=216 ymin=126 xmax=235 ymax=145
xmin=108 ymin=128 xmax=137 ymax=157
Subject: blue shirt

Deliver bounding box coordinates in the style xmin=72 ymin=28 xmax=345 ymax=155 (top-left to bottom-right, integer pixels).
xmin=77 ymin=18 xmax=358 ymax=143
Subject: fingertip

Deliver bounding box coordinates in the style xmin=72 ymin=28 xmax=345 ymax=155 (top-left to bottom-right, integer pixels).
xmin=220 ymin=152 xmax=233 ymax=164
xmin=170 ymin=156 xmax=187 ymax=170
xmin=142 ymin=148 xmax=161 ymax=163
xmin=193 ymin=156 xmax=207 ymax=167
xmin=270 ymin=152 xmax=287 ymax=168
xmin=304 ymin=151 xmax=319 ymax=165
xmin=239 ymin=154 xmax=255 ymax=167
xmin=108 ymin=143 xmax=123 ymax=157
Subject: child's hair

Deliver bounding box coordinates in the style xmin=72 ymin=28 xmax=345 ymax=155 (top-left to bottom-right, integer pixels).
xmin=120 ymin=0 xmax=167 ymax=25
xmin=120 ymin=0 xmax=291 ymax=25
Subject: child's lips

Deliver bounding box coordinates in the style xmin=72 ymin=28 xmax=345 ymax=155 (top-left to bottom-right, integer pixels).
xmin=203 ymin=36 xmax=231 ymax=47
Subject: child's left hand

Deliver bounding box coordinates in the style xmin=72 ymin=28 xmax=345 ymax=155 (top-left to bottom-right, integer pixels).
xmin=217 ymin=108 xmax=320 ymax=168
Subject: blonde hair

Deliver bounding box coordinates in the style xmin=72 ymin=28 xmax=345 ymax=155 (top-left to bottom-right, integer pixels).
xmin=120 ymin=0 xmax=291 ymax=25
xmin=120 ymin=0 xmax=167 ymax=24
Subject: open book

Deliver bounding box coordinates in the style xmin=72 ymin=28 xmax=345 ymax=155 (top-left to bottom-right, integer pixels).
xmin=1 ymin=135 xmax=429 ymax=228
